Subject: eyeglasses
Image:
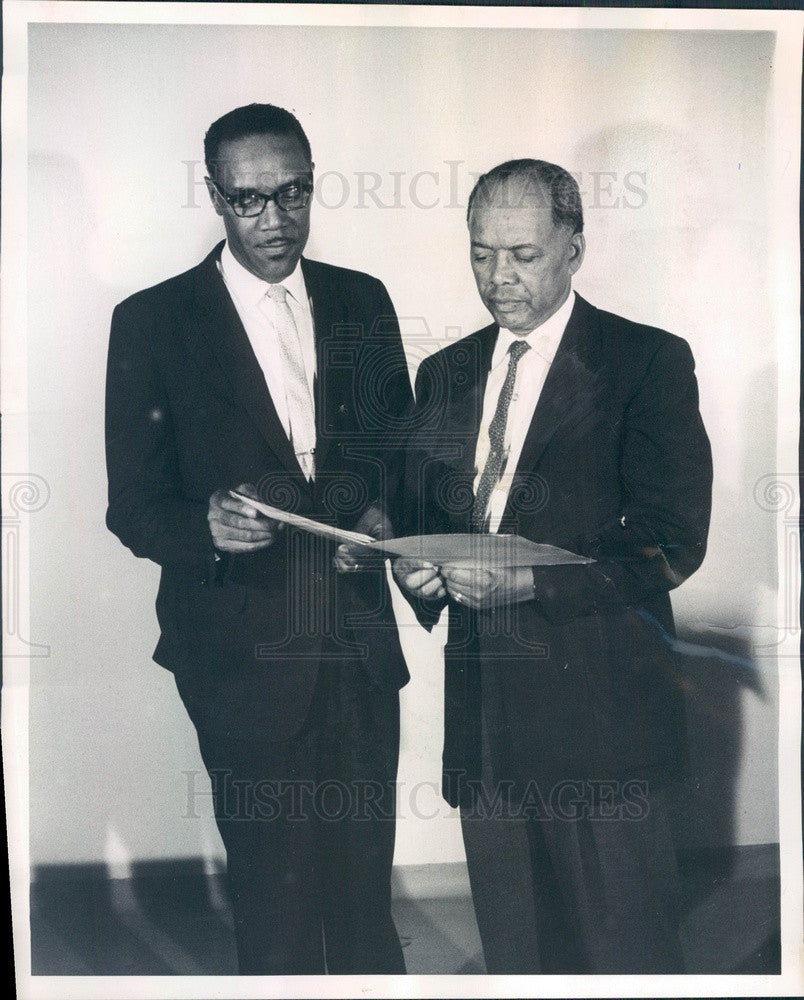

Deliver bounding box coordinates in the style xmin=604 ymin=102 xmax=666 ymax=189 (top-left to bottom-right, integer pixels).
xmin=208 ymin=176 xmax=313 ymax=217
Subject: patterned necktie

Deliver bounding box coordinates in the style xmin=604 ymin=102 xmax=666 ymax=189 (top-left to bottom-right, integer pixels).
xmin=265 ymin=284 xmax=316 ymax=481
xmin=471 ymin=339 xmax=530 ymax=532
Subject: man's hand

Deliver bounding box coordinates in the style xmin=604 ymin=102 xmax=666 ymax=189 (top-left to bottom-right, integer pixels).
xmin=334 ymin=504 xmax=393 ymax=573
xmin=392 ymin=558 xmax=447 ymax=601
xmin=440 ymin=564 xmax=534 ymax=610
xmin=208 ymin=483 xmax=282 ymax=553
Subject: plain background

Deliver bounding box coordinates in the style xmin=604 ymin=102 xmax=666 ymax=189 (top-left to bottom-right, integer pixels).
xmin=22 ymin=22 xmax=790 ymax=873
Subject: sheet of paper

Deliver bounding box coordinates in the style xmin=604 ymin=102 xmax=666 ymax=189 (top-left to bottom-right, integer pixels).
xmin=374 ymin=533 xmax=594 ymax=568
xmin=231 ymin=494 xmax=592 ymax=567
xmin=229 ymin=491 xmax=376 ymax=546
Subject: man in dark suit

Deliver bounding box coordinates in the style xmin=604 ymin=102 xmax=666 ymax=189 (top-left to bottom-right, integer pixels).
xmin=395 ymin=159 xmax=712 ymax=973
xmin=105 ymin=104 xmax=411 ymax=974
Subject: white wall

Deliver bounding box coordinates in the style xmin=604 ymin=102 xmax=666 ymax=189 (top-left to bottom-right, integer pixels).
xmin=22 ymin=22 xmax=789 ymax=870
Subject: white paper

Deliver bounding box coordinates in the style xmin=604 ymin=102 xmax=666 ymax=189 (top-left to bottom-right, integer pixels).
xmin=229 ymin=490 xmax=376 ymax=546
xmin=231 ymin=494 xmax=593 ymax=568
xmin=374 ymin=533 xmax=594 ymax=568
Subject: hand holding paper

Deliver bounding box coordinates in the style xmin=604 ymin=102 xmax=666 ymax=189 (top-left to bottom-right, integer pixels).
xmin=229 ymin=491 xmax=375 ymax=546
xmin=393 ymin=559 xmax=448 ymax=601
xmin=210 ymin=484 xmax=284 ymax=553
xmin=440 ymin=563 xmax=535 ymax=609
xmin=230 ymin=491 xmax=593 ymax=569
xmin=334 ymin=505 xmax=394 ymax=572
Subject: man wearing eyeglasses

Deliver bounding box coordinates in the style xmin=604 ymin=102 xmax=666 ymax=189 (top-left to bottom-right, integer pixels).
xmin=105 ymin=104 xmax=411 ymax=975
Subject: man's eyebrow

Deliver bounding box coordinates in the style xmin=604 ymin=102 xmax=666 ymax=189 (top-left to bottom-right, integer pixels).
xmin=470 ymin=241 xmax=541 ymax=251
xmin=235 ymin=176 xmax=309 ymax=191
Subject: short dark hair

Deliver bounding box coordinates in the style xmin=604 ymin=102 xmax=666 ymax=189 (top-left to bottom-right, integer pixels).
xmin=467 ymin=158 xmax=583 ymax=234
xmin=204 ymin=103 xmax=312 ymax=178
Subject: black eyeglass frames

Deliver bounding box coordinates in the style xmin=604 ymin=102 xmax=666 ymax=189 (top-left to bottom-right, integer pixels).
xmin=208 ymin=176 xmax=313 ymax=217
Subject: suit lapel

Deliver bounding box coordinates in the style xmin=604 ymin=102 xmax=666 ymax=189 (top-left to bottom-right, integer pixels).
xmin=189 ymin=243 xmax=305 ymax=476
xmin=458 ymin=324 xmax=498 ymax=457
xmin=502 ymin=294 xmax=602 ymax=522
xmin=439 ymin=325 xmax=497 ymax=531
xmin=303 ymin=258 xmax=354 ymax=473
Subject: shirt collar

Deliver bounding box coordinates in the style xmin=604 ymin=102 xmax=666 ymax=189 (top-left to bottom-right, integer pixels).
xmin=220 ymin=240 xmax=307 ymax=308
xmin=492 ymin=289 xmax=576 ymax=369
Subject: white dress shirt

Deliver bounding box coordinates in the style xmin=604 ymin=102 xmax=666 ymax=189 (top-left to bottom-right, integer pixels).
xmin=218 ymin=242 xmax=316 ymax=445
xmin=473 ymin=290 xmax=576 ymax=533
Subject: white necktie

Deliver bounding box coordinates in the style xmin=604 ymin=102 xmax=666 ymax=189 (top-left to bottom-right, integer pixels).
xmin=264 ymin=284 xmax=316 ymax=481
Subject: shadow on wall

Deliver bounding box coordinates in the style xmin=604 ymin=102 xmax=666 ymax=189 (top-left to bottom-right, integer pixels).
xmin=668 ymin=627 xmax=768 ymax=856
xmin=27 ymin=150 xmax=226 ymax=873
xmin=669 ymin=358 xmax=782 ymax=856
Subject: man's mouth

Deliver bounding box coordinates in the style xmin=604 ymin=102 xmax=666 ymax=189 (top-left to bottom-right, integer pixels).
xmin=256 ymin=238 xmax=293 ymax=251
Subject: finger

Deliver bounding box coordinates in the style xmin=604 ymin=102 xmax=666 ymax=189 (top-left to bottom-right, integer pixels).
xmin=212 ymin=509 xmax=259 ymax=529
xmin=404 ymin=568 xmax=441 ymax=589
xmin=212 ymin=522 xmax=275 ymax=544
xmin=418 ymin=576 xmax=447 ymax=599
xmin=341 ymin=542 xmax=375 ymax=557
xmin=446 ymin=581 xmax=475 ymax=602
xmin=333 ymin=553 xmax=359 ymax=572
xmin=449 ymin=588 xmax=480 ymax=609
xmin=213 ymin=536 xmax=276 ymax=553
xmin=440 ymin=565 xmax=480 ymax=583
xmin=213 ymin=514 xmax=276 ymax=537
xmin=215 ymin=494 xmax=260 ymax=519
xmin=334 ymin=560 xmax=356 ymax=573
xmin=397 ymin=558 xmax=436 ymax=573
xmin=220 ymin=507 xmax=281 ymax=530
xmin=229 ymin=484 xmax=275 ymax=520
xmin=234 ymin=482 xmax=258 ymax=499
xmin=355 ymin=507 xmax=393 ymax=541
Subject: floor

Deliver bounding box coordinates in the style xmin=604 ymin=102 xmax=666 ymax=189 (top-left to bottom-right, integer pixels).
xmin=29 ymin=845 xmax=780 ymax=976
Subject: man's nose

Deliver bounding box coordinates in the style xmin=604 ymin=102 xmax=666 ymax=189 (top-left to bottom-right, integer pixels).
xmin=257 ymin=198 xmax=285 ymax=229
xmin=490 ymin=252 xmax=516 ymax=285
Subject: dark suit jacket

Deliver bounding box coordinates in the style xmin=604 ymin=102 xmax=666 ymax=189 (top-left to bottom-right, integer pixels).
xmin=404 ymin=294 xmax=712 ymax=806
xmin=106 ymin=243 xmax=412 ymax=741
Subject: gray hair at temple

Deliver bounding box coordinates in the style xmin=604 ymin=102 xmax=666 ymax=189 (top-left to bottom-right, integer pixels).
xmin=466 ymin=159 xmax=584 ymax=235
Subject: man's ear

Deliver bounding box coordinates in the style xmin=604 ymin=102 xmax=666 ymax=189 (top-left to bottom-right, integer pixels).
xmin=568 ymin=232 xmax=586 ymax=275
xmin=204 ymin=177 xmax=224 ymax=217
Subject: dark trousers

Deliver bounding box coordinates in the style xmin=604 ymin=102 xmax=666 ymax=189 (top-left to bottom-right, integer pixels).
xmin=460 ymin=687 xmax=685 ymax=974
xmin=190 ymin=659 xmax=405 ymax=975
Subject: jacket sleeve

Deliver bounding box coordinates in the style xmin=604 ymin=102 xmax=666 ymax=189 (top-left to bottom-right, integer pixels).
xmin=359 ymin=277 xmax=414 ymax=535
xmin=533 ymin=335 xmax=713 ymax=623
xmin=392 ymin=354 xmax=449 ymax=631
xmin=105 ymin=299 xmax=217 ymax=580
